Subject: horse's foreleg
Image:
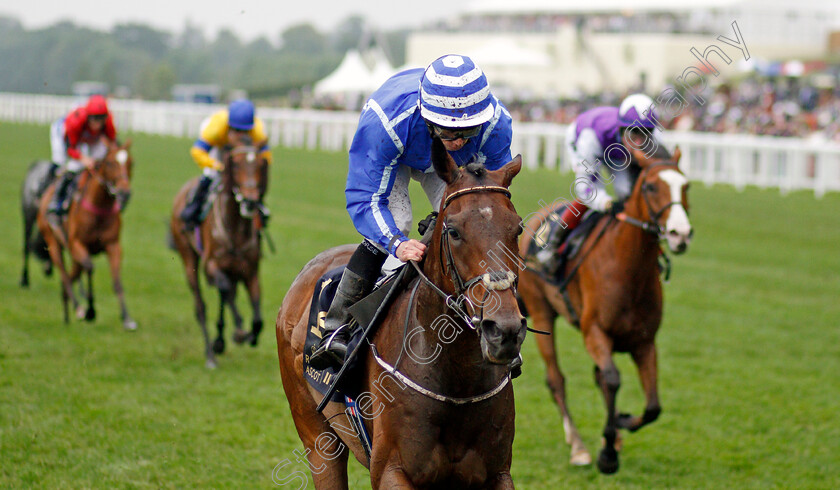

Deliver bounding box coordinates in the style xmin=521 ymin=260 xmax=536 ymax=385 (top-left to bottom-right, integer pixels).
xmin=20 ymin=214 xmax=32 ymax=288
xmin=104 ymin=242 xmax=136 ymax=330
xmin=490 ymin=472 xmax=515 ymax=489
xmin=242 ymin=272 xmax=262 ymax=347
xmin=44 ymin=233 xmax=76 ymax=323
xmin=532 ymin=303 xmax=590 ymax=466
xmin=209 ymin=266 xmax=232 ymax=354
xmin=69 ymin=240 xmax=95 ymax=321
xmin=372 ymin=464 xmax=415 ymax=490
xmin=183 ymin=252 xmax=213 ymax=367
xmin=582 ymin=323 xmax=621 ymax=474
xmin=618 ymin=342 xmax=661 ymax=432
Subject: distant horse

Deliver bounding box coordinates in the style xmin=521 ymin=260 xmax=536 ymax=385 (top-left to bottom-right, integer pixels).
xmin=276 ymin=139 xmax=526 ymax=489
xmin=20 ymin=160 xmax=58 ymax=287
xmin=517 ymin=146 xmax=692 ymax=474
xmin=35 ymin=140 xmax=135 ymax=329
xmin=170 ymin=138 xmax=269 ymax=368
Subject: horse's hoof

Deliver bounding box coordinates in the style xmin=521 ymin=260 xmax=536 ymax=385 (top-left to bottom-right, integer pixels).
xmin=249 ymin=334 xmax=259 ymax=347
xmin=123 ymin=320 xmax=137 ymax=331
xmin=85 ymin=308 xmax=96 ymax=322
xmin=597 ymin=448 xmax=619 ymax=474
xmin=19 ymin=277 xmax=29 ymax=288
xmin=212 ymin=338 xmax=225 ymax=354
xmin=205 ymin=358 xmax=217 ymax=369
xmin=570 ymin=449 xmax=592 ymax=466
xmin=76 ymin=306 xmax=87 ymax=320
xmin=232 ymin=329 xmax=249 ymax=344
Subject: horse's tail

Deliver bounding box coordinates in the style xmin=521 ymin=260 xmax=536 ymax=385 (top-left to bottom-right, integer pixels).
xmin=165 ymin=219 xmax=176 ymax=250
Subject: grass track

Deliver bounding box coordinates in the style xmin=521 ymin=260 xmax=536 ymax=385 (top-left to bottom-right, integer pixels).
xmin=1 ymin=122 xmax=838 ymax=488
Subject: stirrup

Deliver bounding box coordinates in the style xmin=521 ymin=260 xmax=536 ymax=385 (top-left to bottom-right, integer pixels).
xmin=310 ymin=324 xmax=350 ymax=369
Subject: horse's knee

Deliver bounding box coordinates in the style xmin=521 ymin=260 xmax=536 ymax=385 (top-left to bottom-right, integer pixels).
xmin=602 ymin=366 xmax=620 ymax=392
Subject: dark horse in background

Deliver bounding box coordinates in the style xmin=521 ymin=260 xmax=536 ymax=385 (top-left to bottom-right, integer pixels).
xmin=24 ymin=140 xmax=136 ymax=329
xmin=170 ymin=136 xmax=269 ymax=368
xmin=276 ymin=138 xmax=526 ymax=489
xmin=517 ymin=146 xmax=693 ymax=474
xmin=20 ymin=160 xmax=58 ymax=286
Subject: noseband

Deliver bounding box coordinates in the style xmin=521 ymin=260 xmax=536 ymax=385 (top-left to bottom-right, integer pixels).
xmin=618 ymin=162 xmax=684 ymax=238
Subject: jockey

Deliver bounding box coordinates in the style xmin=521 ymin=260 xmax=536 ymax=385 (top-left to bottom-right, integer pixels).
xmin=47 ymin=94 xmax=117 ymax=223
xmin=309 ymin=54 xmax=514 ymax=370
xmin=180 ymin=99 xmax=273 ymax=229
xmin=553 ymin=93 xmax=662 ymax=251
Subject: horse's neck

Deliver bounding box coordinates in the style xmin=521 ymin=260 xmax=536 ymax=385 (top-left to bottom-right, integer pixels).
xmin=609 ymin=193 xmax=660 ymax=271
xmin=217 ymin=184 xmax=249 ymax=233
xmin=82 ymin=173 xmax=112 ymax=206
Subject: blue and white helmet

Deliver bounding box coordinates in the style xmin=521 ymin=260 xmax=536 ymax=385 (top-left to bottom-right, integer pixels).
xmin=419 ymin=54 xmax=494 ymax=128
xmin=618 ymin=93 xmax=658 ymax=130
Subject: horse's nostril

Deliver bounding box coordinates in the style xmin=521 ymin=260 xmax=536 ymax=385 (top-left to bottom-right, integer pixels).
xmin=669 ymin=229 xmax=679 ymax=236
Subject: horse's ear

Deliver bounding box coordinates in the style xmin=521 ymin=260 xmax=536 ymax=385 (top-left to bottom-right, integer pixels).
xmin=673 ymin=145 xmax=681 ymax=163
xmin=492 ymin=154 xmax=522 ymax=188
xmin=431 ymin=137 xmax=458 ymax=184
xmin=629 ymin=147 xmax=650 ymax=168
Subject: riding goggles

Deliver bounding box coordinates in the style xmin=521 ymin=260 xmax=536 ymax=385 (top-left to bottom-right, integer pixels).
xmin=428 ymin=123 xmax=482 ymax=141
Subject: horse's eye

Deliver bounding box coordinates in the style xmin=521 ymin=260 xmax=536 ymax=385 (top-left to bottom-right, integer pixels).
xmin=643 ymin=183 xmax=657 ymax=193
xmin=447 ymin=227 xmax=461 ymax=240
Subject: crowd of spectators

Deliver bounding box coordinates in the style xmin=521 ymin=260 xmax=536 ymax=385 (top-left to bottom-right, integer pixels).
xmin=504 ymin=72 xmax=840 ymax=142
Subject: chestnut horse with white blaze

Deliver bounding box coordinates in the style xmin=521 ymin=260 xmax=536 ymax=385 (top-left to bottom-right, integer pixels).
xmin=276 ymin=139 xmax=526 ymax=489
xmin=170 ymin=137 xmax=268 ymax=368
xmin=517 ymin=146 xmax=692 ymax=474
xmin=35 ymin=140 xmax=135 ymax=329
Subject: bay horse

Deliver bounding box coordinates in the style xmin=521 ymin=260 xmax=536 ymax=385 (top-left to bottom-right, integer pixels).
xmin=276 ymin=139 xmax=526 ymax=489
xmin=20 ymin=159 xmax=58 ymax=287
xmin=517 ymin=146 xmax=692 ymax=474
xmin=170 ymin=136 xmax=268 ymax=369
xmin=35 ymin=140 xmax=136 ymax=329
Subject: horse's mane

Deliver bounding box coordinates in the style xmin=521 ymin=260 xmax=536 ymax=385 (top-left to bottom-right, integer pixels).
xmin=464 ymin=162 xmax=487 ymax=179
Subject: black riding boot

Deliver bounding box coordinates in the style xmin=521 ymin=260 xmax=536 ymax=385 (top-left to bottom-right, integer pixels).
xmin=309 ymin=241 xmax=387 ymax=370
xmin=48 ymin=171 xmax=78 ymax=217
xmin=180 ymin=175 xmax=213 ymax=229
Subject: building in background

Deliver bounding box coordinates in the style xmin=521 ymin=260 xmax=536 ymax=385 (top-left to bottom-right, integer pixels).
xmin=407 ymin=0 xmax=840 ymax=98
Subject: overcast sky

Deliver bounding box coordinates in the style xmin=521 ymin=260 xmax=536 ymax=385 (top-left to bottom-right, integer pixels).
xmin=0 ymin=0 xmax=474 ymax=42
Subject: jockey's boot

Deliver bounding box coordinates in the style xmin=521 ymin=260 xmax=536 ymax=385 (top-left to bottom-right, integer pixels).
xmin=47 ymin=171 xmax=77 ymax=226
xmin=180 ymin=175 xmax=213 ymax=229
xmin=309 ymin=241 xmax=386 ymax=370
xmin=545 ymin=202 xmax=588 ymax=277
xmin=309 ymin=268 xmax=373 ymax=370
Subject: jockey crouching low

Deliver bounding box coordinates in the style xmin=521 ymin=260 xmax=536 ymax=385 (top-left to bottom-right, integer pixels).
xmin=547 ymin=93 xmax=662 ymax=274
xmin=309 ymin=54 xmax=515 ymax=370
xmin=180 ymin=99 xmax=272 ymax=230
xmin=47 ymin=94 xmax=117 ymax=227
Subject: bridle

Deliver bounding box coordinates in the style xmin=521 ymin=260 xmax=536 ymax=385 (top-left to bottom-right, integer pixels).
xmin=226 ymin=146 xmax=260 ymax=211
xmin=411 ymin=184 xmax=520 ymax=333
xmin=616 ymin=162 xmax=684 ymax=238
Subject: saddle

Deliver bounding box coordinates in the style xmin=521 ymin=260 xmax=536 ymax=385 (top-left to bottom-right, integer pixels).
xmin=526 ymin=205 xmax=604 ymax=282
xmin=302 ymin=263 xmax=409 ymax=460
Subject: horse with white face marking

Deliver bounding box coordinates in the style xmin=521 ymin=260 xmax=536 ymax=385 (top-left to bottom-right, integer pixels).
xmin=517 ymin=146 xmax=692 ymax=474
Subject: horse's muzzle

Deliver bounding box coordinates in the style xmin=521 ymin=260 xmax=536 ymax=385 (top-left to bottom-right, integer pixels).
xmin=116 ymin=190 xmax=131 ymax=212
xmin=479 ymin=315 xmax=527 ymax=364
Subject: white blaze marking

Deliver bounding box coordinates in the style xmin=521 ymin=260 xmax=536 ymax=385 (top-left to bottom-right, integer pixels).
xmin=657 ymin=169 xmax=691 ymax=235
xmin=480 ymin=206 xmax=493 ymax=220
xmin=116 ymin=149 xmax=128 ymax=165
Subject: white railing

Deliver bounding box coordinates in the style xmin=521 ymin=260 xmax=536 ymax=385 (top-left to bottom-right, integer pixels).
xmin=2 ymin=92 xmax=839 ymax=197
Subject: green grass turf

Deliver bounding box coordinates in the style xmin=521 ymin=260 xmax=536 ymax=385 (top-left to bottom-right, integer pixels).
xmin=1 ymin=122 xmax=839 ymax=488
